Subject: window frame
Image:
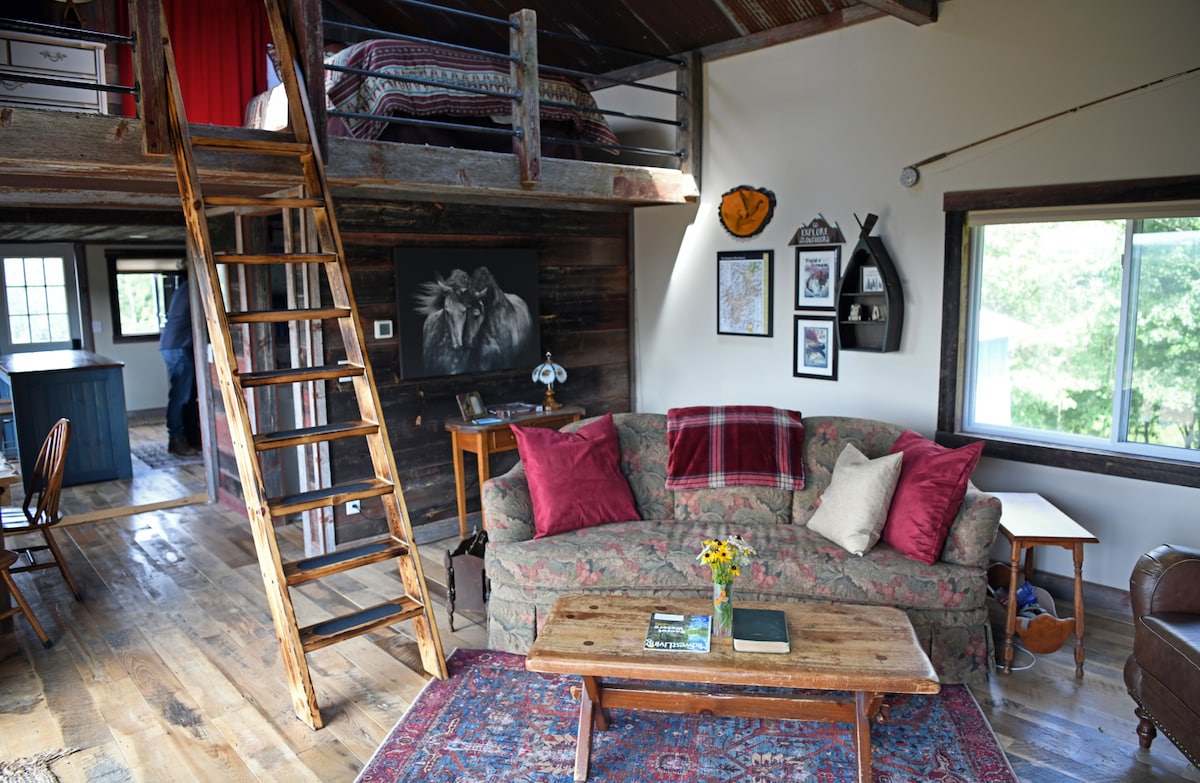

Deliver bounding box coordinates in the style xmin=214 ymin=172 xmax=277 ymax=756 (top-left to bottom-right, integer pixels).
xmin=937 ymin=175 xmax=1200 ymax=489
xmin=0 ymin=243 xmax=81 ymax=354
xmin=105 ymin=249 xmax=186 ymax=343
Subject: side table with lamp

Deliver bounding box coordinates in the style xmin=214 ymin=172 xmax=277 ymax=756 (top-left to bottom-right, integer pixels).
xmin=444 ymin=352 xmax=582 ymax=538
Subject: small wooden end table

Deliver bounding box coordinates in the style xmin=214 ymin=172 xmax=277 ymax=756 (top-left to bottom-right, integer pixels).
xmin=526 ymin=594 xmax=939 ymax=783
xmin=0 ymin=469 xmax=20 ymax=506
xmin=445 ymin=406 xmax=584 ymax=538
xmin=991 ymin=492 xmax=1098 ymax=678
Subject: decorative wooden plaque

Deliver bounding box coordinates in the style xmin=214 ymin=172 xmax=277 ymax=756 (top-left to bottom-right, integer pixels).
xmin=718 ymin=185 xmax=776 ymax=238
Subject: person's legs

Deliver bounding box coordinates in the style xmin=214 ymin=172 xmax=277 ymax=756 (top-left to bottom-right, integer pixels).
xmin=162 ymin=348 xmax=197 ymax=454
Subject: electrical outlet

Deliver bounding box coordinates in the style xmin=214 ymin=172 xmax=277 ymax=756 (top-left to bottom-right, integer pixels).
xmin=345 ymin=500 xmax=361 ymax=515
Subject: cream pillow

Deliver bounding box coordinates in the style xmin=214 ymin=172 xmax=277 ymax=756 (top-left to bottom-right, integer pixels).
xmin=806 ymin=444 xmax=903 ymax=555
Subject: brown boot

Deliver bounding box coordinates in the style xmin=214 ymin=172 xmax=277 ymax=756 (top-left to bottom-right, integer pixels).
xmin=168 ymin=436 xmax=199 ymax=457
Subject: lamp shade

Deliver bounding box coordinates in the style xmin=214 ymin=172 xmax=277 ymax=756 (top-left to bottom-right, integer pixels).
xmin=532 ymin=353 xmax=567 ymax=386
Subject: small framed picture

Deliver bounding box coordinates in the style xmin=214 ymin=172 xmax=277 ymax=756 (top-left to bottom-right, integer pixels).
xmin=456 ymin=391 xmax=486 ymax=421
xmin=861 ymin=266 xmax=884 ymax=293
xmin=794 ymin=245 xmax=839 ymax=310
xmin=716 ymin=250 xmax=773 ymax=337
xmin=793 ymin=315 xmax=838 ymax=381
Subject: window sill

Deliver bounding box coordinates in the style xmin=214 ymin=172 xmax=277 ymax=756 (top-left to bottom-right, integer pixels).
xmin=935 ymin=430 xmax=1200 ymax=489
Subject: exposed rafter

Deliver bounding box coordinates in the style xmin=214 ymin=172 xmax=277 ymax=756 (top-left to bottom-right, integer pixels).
xmin=856 ymin=0 xmax=937 ymax=26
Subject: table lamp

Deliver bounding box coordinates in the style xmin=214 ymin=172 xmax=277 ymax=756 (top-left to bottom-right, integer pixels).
xmin=532 ymin=352 xmax=566 ymax=411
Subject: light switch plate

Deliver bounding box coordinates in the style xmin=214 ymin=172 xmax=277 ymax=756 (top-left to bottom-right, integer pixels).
xmin=374 ymin=320 xmax=394 ymax=339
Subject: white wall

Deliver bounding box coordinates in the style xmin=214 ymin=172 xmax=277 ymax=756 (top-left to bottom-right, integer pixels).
xmin=84 ymin=245 xmax=172 ymax=413
xmin=632 ymin=0 xmax=1200 ymax=590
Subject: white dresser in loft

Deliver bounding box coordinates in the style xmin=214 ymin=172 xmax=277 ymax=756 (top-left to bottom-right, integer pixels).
xmin=0 ymin=30 xmax=107 ymax=113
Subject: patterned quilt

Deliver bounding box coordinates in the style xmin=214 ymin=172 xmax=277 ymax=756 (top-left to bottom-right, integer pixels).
xmin=322 ymin=39 xmax=619 ymax=148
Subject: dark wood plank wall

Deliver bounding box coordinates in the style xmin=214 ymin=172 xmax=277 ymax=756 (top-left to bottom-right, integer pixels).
xmin=328 ymin=198 xmax=634 ymax=538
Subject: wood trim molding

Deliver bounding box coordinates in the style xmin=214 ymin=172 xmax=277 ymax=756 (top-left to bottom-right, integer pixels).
xmin=856 ymin=0 xmax=937 ymax=26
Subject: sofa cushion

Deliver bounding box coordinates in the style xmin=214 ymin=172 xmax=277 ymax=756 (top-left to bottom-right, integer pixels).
xmin=807 ymin=444 xmax=902 ymax=556
xmin=792 ymin=417 xmax=908 ymax=525
xmin=881 ymin=431 xmax=984 ymax=565
xmin=485 ymin=518 xmax=986 ymax=614
xmin=512 ymin=413 xmax=640 ymax=538
xmin=674 ymin=486 xmax=793 ymax=526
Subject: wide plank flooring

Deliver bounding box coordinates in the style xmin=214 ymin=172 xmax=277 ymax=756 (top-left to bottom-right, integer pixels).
xmin=1 ymin=485 xmax=1195 ymax=781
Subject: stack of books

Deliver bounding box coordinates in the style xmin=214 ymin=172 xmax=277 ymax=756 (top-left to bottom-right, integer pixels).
xmin=488 ymin=402 xmax=539 ymax=419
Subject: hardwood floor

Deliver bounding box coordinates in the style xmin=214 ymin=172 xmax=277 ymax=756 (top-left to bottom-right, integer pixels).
xmin=1 ymin=463 xmax=1195 ymax=781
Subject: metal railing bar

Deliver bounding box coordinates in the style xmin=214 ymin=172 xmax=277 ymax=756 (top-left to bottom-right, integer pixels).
xmin=538 ymin=28 xmax=685 ymax=67
xmin=540 ymin=99 xmax=681 ymax=127
xmin=329 ymin=110 xmax=519 ymax=138
xmin=0 ymin=72 xmax=138 ymax=96
xmin=538 ymin=63 xmax=683 ymax=96
xmin=0 ymin=17 xmax=134 ymax=46
xmin=543 ymin=134 xmax=684 ymax=159
xmin=389 ymin=0 xmax=516 ymax=29
xmin=324 ymin=63 xmax=519 ymax=102
xmin=323 ymin=21 xmax=517 ymax=64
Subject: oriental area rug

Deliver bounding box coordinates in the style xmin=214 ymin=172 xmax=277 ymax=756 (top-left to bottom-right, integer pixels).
xmin=356 ymin=649 xmax=1017 ymax=783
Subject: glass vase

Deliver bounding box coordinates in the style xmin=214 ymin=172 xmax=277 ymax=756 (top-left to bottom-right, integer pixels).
xmin=712 ymin=580 xmax=733 ymax=638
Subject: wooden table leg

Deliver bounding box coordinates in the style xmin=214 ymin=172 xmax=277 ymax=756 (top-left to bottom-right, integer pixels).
xmin=853 ymin=690 xmax=872 ymax=783
xmin=575 ymin=676 xmax=605 ymax=782
xmin=1072 ymin=542 xmax=1086 ymax=678
xmin=1003 ymin=539 xmax=1022 ymax=674
xmin=449 ymin=432 xmax=468 ymax=539
xmin=475 ymin=449 xmax=490 ymax=531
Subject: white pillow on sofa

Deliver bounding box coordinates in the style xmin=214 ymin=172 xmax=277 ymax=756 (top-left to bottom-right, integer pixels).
xmin=806 ymin=444 xmax=903 ymax=556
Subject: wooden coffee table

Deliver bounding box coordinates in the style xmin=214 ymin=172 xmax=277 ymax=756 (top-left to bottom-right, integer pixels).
xmin=526 ymin=594 xmax=939 ymax=782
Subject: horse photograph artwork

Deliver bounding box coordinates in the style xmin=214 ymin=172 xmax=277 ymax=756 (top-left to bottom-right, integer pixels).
xmin=394 ymin=248 xmax=540 ymax=379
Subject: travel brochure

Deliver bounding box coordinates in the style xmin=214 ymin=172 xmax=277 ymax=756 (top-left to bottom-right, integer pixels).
xmin=644 ymin=612 xmax=712 ymax=653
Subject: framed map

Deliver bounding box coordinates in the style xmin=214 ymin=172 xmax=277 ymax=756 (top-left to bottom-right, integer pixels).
xmin=716 ymin=250 xmax=773 ymax=337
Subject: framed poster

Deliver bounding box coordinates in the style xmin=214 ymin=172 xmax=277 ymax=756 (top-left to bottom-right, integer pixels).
xmin=716 ymin=250 xmax=773 ymax=337
xmin=794 ymin=245 xmax=839 ymax=310
xmin=793 ymin=315 xmax=838 ymax=380
xmin=393 ymin=248 xmax=540 ymax=379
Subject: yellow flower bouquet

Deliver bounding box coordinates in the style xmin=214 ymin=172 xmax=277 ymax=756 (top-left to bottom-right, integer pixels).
xmin=697 ymin=535 xmax=755 ymax=637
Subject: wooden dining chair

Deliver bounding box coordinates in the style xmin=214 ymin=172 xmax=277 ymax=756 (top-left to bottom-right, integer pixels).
xmin=1 ymin=418 xmax=80 ymax=601
xmin=0 ymin=548 xmax=53 ymax=648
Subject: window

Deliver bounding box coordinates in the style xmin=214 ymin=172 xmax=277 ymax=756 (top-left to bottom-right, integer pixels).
xmin=106 ymin=253 xmax=185 ymax=342
xmin=938 ymin=177 xmax=1200 ymax=488
xmin=0 ymin=246 xmax=79 ymax=354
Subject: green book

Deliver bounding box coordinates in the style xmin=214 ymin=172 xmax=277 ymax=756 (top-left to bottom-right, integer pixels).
xmin=732 ymin=607 xmax=790 ymax=653
xmin=644 ymin=612 xmax=711 ymax=653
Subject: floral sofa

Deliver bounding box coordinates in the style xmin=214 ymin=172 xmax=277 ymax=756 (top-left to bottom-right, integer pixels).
xmin=481 ymin=412 xmax=1002 ymax=685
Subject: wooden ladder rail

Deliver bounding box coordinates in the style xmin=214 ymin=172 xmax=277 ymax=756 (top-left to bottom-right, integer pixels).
xmin=156 ymin=0 xmax=447 ymax=729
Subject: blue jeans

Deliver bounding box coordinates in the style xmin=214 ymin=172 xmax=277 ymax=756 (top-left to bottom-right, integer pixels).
xmin=161 ymin=347 xmax=196 ymax=440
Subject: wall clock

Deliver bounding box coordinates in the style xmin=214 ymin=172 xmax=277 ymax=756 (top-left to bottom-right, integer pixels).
xmin=718 ymin=185 xmax=776 ymax=238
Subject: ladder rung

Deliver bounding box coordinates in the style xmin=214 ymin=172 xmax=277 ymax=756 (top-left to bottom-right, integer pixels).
xmin=283 ymin=535 xmax=409 ymax=586
xmin=299 ymin=598 xmax=425 ymax=653
xmin=268 ymin=477 xmax=393 ymax=517
xmin=228 ymin=307 xmax=350 ymax=324
xmin=214 ymin=252 xmax=337 ymax=265
xmin=240 ymin=364 xmax=364 ymax=388
xmin=192 ymin=135 xmax=311 ymax=156
xmin=205 ymin=195 xmax=323 ymax=209
xmin=254 ymin=420 xmax=379 ymax=451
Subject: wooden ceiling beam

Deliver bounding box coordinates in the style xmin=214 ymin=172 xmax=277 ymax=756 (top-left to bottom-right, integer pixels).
xmin=855 ymin=0 xmax=937 ymax=26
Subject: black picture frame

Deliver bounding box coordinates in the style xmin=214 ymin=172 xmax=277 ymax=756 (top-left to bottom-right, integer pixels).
xmin=793 ymin=314 xmax=838 ymax=381
xmin=716 ymin=250 xmax=773 ymax=337
xmin=393 ymin=248 xmax=541 ymax=379
xmin=794 ymin=245 xmax=839 ymax=310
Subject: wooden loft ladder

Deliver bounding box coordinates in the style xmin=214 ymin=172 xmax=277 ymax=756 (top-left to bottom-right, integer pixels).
xmin=156 ymin=0 xmax=446 ymax=728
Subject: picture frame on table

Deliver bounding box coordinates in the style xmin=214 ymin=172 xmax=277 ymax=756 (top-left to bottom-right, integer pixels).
xmin=794 ymin=245 xmax=839 ymax=310
xmin=456 ymin=391 xmax=486 ymax=421
xmin=793 ymin=315 xmax=838 ymax=381
xmin=716 ymin=250 xmax=773 ymax=337
xmin=861 ymin=266 xmax=884 ymax=293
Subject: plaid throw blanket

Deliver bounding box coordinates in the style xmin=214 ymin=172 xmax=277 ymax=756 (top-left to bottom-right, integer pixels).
xmin=665 ymin=406 xmax=805 ymax=490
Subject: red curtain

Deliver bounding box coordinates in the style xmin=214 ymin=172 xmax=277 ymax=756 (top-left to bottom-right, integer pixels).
xmin=118 ymin=0 xmax=270 ymax=126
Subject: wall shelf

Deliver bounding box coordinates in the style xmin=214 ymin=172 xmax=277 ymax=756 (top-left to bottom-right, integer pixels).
xmin=836 ymin=214 xmax=903 ymax=353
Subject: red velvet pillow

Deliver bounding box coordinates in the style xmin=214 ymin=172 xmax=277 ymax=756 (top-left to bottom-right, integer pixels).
xmin=511 ymin=413 xmax=640 ymax=538
xmin=880 ymin=431 xmax=984 ymax=565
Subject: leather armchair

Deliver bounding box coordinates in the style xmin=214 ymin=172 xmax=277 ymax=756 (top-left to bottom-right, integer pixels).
xmin=1124 ymin=544 xmax=1200 ymax=767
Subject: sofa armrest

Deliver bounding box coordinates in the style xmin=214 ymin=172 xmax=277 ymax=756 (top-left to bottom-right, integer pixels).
xmin=480 ymin=463 xmax=536 ymax=543
xmin=1130 ymin=544 xmax=1200 ymax=620
xmin=939 ymin=484 xmax=1002 ymax=569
